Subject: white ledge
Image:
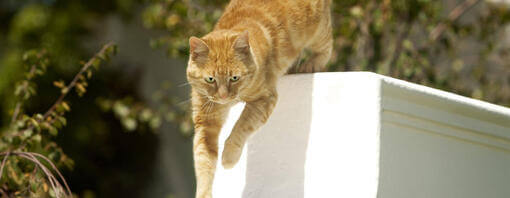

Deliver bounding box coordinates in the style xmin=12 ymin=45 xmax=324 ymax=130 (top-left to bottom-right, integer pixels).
xmin=213 ymin=72 xmax=510 ymax=198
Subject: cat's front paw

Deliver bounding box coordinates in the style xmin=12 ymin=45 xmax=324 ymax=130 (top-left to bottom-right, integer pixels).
xmin=221 ymin=141 xmax=243 ymax=169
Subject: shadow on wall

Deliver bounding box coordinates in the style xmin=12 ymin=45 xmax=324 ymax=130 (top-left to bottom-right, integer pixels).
xmin=242 ymin=74 xmax=314 ymax=198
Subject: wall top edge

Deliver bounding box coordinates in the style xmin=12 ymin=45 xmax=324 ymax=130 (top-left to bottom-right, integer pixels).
xmin=283 ymin=72 xmax=510 ymax=127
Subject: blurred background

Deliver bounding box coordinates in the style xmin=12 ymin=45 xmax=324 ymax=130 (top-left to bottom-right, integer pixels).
xmin=0 ymin=0 xmax=509 ymax=197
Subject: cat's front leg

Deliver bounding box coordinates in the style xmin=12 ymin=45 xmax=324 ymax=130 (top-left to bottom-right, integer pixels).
xmin=222 ymin=90 xmax=278 ymax=169
xmin=192 ymin=98 xmax=231 ymax=198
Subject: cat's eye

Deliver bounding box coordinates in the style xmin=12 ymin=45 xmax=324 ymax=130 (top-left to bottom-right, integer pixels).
xmin=205 ymin=77 xmax=215 ymax=83
xmin=230 ymin=76 xmax=240 ymax=82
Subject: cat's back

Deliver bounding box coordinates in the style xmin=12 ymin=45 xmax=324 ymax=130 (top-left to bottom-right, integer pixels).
xmin=216 ymin=0 xmax=329 ymax=31
xmin=214 ymin=0 xmax=332 ymax=75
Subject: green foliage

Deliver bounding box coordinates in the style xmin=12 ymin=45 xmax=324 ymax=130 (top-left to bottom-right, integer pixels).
xmin=0 ymin=43 xmax=117 ymax=197
xmin=0 ymin=1 xmax=158 ymax=197
xmin=330 ymin=0 xmax=510 ymax=105
xmin=96 ymin=80 xmax=193 ymax=135
xmin=143 ymin=0 xmax=510 ymax=106
xmin=143 ymin=0 xmax=228 ymax=56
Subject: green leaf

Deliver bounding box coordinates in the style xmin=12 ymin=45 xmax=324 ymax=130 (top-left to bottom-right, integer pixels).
xmin=14 ymin=84 xmax=24 ymax=96
xmin=150 ymin=116 xmax=162 ymax=129
xmin=4 ymin=135 xmax=13 ymax=143
xmin=49 ymin=152 xmax=61 ymax=162
xmin=86 ymin=69 xmax=93 ymax=79
xmin=122 ymin=118 xmax=137 ymax=132
xmin=53 ymin=80 xmax=65 ymax=88
xmin=48 ymin=126 xmax=58 ymax=136
xmin=31 ymin=182 xmax=38 ymax=192
xmin=35 ymin=114 xmax=44 ymax=120
xmin=76 ymin=83 xmax=86 ymax=96
xmin=8 ymin=163 xmax=23 ymax=185
xmin=15 ymin=120 xmax=26 ymax=128
xmin=105 ymin=44 xmax=118 ymax=56
xmin=23 ymin=129 xmax=33 ymax=139
xmin=41 ymin=122 xmax=51 ymax=130
xmin=349 ymin=6 xmax=363 ymax=18
xmin=113 ymin=102 xmax=130 ymax=117
xmin=403 ymin=39 xmax=414 ymax=50
xmin=12 ymin=136 xmax=21 ymax=146
xmin=91 ymin=58 xmax=102 ymax=69
xmin=29 ymin=118 xmax=39 ymax=128
xmin=56 ymin=101 xmax=71 ymax=113
xmin=49 ymin=188 xmax=56 ymax=197
xmin=32 ymin=134 xmax=42 ymax=143
xmin=140 ymin=109 xmax=153 ymax=122
xmin=58 ymin=117 xmax=67 ymax=126
xmin=61 ymin=102 xmax=71 ymax=112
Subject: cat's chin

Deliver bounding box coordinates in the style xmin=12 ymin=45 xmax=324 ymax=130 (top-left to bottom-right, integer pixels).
xmin=210 ymin=98 xmax=236 ymax=104
xmin=213 ymin=101 xmax=227 ymax=104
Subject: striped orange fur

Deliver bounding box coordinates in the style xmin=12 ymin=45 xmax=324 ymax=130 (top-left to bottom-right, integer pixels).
xmin=187 ymin=0 xmax=332 ymax=197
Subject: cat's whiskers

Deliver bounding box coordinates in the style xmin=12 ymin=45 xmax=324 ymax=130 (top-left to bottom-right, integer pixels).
xmin=204 ymin=101 xmax=215 ymax=119
xmin=199 ymin=100 xmax=211 ymax=110
xmin=178 ymin=95 xmax=209 ymax=106
xmin=177 ymin=82 xmax=191 ymax=87
xmin=177 ymin=98 xmax=193 ymax=106
xmin=200 ymin=100 xmax=211 ymax=110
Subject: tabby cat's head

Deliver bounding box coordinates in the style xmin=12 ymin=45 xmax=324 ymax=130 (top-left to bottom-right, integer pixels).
xmin=186 ymin=31 xmax=255 ymax=104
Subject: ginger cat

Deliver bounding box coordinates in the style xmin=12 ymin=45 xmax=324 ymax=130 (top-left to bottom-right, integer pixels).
xmin=187 ymin=0 xmax=332 ymax=197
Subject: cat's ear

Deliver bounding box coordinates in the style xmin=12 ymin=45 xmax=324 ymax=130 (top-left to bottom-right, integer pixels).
xmin=189 ymin=36 xmax=209 ymax=62
xmin=233 ymin=31 xmax=251 ymax=58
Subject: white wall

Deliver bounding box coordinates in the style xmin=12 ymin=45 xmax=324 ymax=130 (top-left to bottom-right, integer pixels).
xmin=213 ymin=72 xmax=510 ymax=198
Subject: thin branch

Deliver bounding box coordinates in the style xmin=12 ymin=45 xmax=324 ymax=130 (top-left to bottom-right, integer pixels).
xmin=17 ymin=153 xmax=60 ymax=198
xmin=387 ymin=22 xmax=412 ymax=73
xmin=18 ymin=43 xmax=114 ymax=134
xmin=3 ymin=43 xmax=114 ymax=198
xmin=10 ymin=103 xmax=21 ymax=124
xmin=429 ymin=0 xmax=481 ymax=41
xmin=360 ymin=1 xmax=377 ymax=70
xmin=42 ymin=42 xmax=115 ymax=119
xmin=0 ymin=151 xmax=10 ymax=181
xmin=0 ymin=152 xmax=71 ymax=198
xmin=29 ymin=152 xmax=71 ymax=196
xmin=11 ymin=65 xmax=38 ymax=124
xmin=1 ymin=43 xmax=114 ymax=196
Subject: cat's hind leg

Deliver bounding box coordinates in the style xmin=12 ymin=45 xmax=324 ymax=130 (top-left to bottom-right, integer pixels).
xmin=299 ymin=18 xmax=333 ymax=73
xmin=299 ymin=31 xmax=333 ymax=73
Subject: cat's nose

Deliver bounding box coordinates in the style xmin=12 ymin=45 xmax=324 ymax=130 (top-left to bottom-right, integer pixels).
xmin=218 ymin=86 xmax=229 ymax=99
xmin=219 ymin=92 xmax=228 ymax=99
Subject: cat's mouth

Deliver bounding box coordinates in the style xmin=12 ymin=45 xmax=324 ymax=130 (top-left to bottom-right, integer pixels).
xmin=208 ymin=96 xmax=238 ymax=104
xmin=211 ymin=98 xmax=232 ymax=104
